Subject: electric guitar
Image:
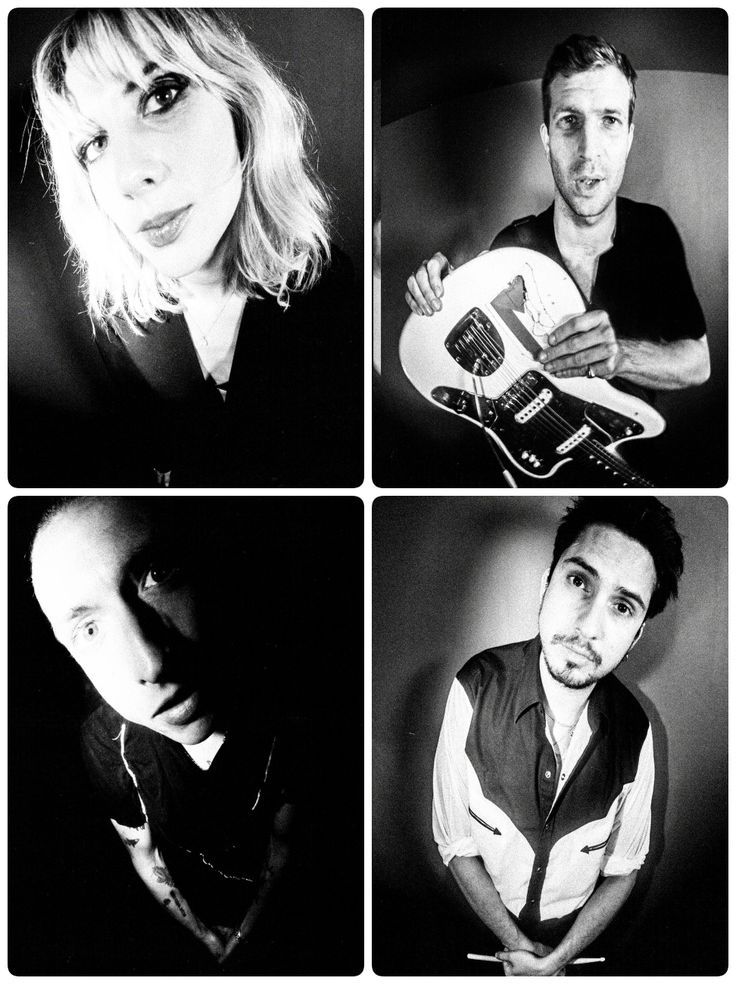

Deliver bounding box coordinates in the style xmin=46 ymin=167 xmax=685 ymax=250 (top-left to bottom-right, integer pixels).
xmin=399 ymin=247 xmax=664 ymax=487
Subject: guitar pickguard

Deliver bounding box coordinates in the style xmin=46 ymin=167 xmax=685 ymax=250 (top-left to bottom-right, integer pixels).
xmin=432 ymin=371 xmax=650 ymax=486
xmin=400 ymin=248 xmax=665 ymax=487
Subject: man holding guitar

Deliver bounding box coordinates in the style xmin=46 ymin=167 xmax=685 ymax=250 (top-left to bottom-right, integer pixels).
xmin=433 ymin=497 xmax=682 ymax=974
xmin=405 ymin=36 xmax=709 ymax=413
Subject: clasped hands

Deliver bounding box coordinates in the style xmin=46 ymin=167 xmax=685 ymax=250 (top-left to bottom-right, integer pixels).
xmin=405 ymin=252 xmax=623 ymax=380
xmin=496 ymin=942 xmax=566 ymax=977
xmin=202 ymin=923 xmax=247 ymax=964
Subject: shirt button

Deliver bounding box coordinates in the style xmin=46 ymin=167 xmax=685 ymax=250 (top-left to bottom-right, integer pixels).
xmin=544 ymin=770 xmax=552 ymax=779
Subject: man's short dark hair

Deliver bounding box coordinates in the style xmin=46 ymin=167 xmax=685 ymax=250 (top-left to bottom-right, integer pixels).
xmin=542 ymin=34 xmax=637 ymax=126
xmin=550 ymin=497 xmax=683 ymax=619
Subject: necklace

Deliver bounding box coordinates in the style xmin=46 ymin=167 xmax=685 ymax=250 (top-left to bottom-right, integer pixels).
xmin=187 ymin=288 xmax=237 ymax=348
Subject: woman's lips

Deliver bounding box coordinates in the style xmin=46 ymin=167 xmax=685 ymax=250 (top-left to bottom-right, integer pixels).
xmin=139 ymin=205 xmax=192 ymax=248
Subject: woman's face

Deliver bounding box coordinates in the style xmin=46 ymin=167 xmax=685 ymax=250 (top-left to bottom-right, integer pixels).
xmin=64 ymin=54 xmax=242 ymax=284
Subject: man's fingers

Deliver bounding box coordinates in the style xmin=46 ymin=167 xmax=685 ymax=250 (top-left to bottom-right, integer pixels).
xmin=405 ymin=289 xmax=426 ymax=317
xmin=405 ymin=276 xmax=433 ymax=316
xmin=544 ymin=341 xmax=619 ymax=377
xmin=548 ymin=309 xmax=610 ymax=345
xmin=427 ymin=252 xmax=449 ymax=296
xmin=415 ymin=264 xmax=443 ymax=310
xmin=405 ymin=251 xmax=452 ymax=316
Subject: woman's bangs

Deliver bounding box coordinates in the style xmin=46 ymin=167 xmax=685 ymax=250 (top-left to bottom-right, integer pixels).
xmin=62 ymin=12 xmax=199 ymax=94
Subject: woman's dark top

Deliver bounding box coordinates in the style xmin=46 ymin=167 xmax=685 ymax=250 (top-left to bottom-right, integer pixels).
xmin=95 ymin=247 xmax=361 ymax=487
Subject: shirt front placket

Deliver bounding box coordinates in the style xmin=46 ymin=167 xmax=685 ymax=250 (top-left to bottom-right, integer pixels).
xmin=519 ymin=703 xmax=603 ymax=929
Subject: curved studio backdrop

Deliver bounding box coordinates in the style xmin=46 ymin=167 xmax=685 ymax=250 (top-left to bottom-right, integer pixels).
xmin=373 ymin=496 xmax=727 ymax=976
xmin=376 ymin=9 xmax=727 ymax=487
xmin=8 ymin=8 xmax=363 ymax=487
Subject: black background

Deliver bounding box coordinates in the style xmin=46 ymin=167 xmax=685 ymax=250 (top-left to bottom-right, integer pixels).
xmin=9 ymin=496 xmax=364 ymax=974
xmin=8 ymin=9 xmax=364 ymax=487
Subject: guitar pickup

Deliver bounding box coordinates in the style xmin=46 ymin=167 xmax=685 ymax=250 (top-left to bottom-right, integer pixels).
xmin=514 ymin=388 xmax=552 ymax=423
xmin=556 ymin=424 xmax=592 ymax=454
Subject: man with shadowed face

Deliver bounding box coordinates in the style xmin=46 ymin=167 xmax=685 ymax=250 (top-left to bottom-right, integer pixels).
xmin=405 ymin=35 xmax=709 ymax=483
xmin=30 ymin=497 xmax=301 ymax=968
xmin=432 ymin=497 xmax=683 ymax=975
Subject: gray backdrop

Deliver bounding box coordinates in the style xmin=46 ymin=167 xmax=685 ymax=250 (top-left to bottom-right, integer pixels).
xmin=373 ymin=496 xmax=727 ymax=975
xmin=375 ymin=9 xmax=727 ymax=488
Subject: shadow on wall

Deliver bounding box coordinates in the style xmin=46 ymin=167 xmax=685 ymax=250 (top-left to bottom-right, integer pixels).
xmin=373 ymin=496 xmax=727 ymax=975
xmin=377 ymin=70 xmax=727 ymax=487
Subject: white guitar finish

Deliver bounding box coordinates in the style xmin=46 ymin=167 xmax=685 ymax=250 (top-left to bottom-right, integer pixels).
xmin=399 ymin=248 xmax=665 ymax=486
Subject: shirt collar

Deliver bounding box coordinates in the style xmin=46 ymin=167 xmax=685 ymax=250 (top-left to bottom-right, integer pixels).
xmin=513 ymin=636 xmax=546 ymax=722
xmin=513 ymin=635 xmax=609 ymax=731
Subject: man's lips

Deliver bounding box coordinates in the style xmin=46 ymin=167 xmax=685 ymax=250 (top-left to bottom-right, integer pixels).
xmin=572 ymin=175 xmax=604 ymax=193
xmin=138 ymin=205 xmax=192 ymax=248
xmin=552 ymin=635 xmax=601 ymax=666
xmin=154 ymin=687 xmax=200 ymax=725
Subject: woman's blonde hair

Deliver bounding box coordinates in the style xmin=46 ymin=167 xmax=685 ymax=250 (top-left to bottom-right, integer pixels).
xmin=33 ymin=8 xmax=331 ymax=333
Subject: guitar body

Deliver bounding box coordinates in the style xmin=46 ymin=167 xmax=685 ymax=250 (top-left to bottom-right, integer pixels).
xmin=399 ymin=248 xmax=665 ymax=487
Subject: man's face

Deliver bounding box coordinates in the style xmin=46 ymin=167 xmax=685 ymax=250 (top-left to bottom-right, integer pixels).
xmin=540 ymin=64 xmax=634 ymax=221
xmin=539 ymin=523 xmax=656 ymax=690
xmin=32 ymin=499 xmax=217 ymax=744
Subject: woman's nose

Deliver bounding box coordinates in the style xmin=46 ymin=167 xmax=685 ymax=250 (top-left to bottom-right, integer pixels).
xmin=109 ymin=128 xmax=167 ymax=199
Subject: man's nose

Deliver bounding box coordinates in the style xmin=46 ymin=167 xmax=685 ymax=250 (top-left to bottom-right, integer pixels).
xmin=576 ymin=596 xmax=604 ymax=638
xmin=121 ymin=603 xmax=172 ymax=684
xmin=577 ymin=120 xmax=601 ymax=160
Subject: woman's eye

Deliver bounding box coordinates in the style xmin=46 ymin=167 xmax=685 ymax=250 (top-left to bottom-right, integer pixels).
xmin=143 ymin=79 xmax=188 ymax=116
xmin=614 ymin=601 xmax=633 ymax=616
xmin=79 ymin=135 xmax=107 ymax=166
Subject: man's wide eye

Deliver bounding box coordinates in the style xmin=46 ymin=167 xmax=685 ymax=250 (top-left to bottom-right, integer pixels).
xmin=77 ymin=621 xmax=99 ymax=643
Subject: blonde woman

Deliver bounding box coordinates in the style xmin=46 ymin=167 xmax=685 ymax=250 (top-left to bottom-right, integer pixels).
xmin=30 ymin=8 xmax=360 ymax=486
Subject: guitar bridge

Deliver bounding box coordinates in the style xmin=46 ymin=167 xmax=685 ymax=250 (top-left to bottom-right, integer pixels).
xmin=445 ymin=308 xmax=504 ymax=376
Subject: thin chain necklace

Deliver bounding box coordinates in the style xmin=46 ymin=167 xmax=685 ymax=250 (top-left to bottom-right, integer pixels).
xmin=187 ymin=288 xmax=237 ymax=348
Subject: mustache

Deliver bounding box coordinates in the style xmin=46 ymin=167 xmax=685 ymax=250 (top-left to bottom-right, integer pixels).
xmin=551 ymin=633 xmax=602 ymax=667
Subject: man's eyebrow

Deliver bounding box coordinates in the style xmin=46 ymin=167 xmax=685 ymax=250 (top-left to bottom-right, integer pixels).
xmin=123 ymin=62 xmax=158 ymax=96
xmin=563 ymin=556 xmax=646 ymax=610
xmin=62 ymin=604 xmax=96 ymax=624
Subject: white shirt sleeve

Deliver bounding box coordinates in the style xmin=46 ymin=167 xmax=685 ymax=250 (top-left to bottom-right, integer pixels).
xmin=432 ymin=677 xmax=481 ymax=866
xmin=600 ymin=724 xmax=655 ymax=877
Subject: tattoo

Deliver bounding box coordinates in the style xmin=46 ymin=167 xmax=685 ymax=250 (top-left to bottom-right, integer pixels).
xmin=170 ymin=890 xmax=188 ymax=918
xmin=153 ymin=865 xmax=174 ymax=887
xmin=123 ymin=838 xmax=139 ymax=848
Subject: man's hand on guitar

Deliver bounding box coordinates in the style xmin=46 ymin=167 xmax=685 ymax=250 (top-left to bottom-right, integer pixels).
xmin=406 ymin=252 xmax=453 ymax=316
xmin=538 ymin=309 xmax=623 ymax=380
